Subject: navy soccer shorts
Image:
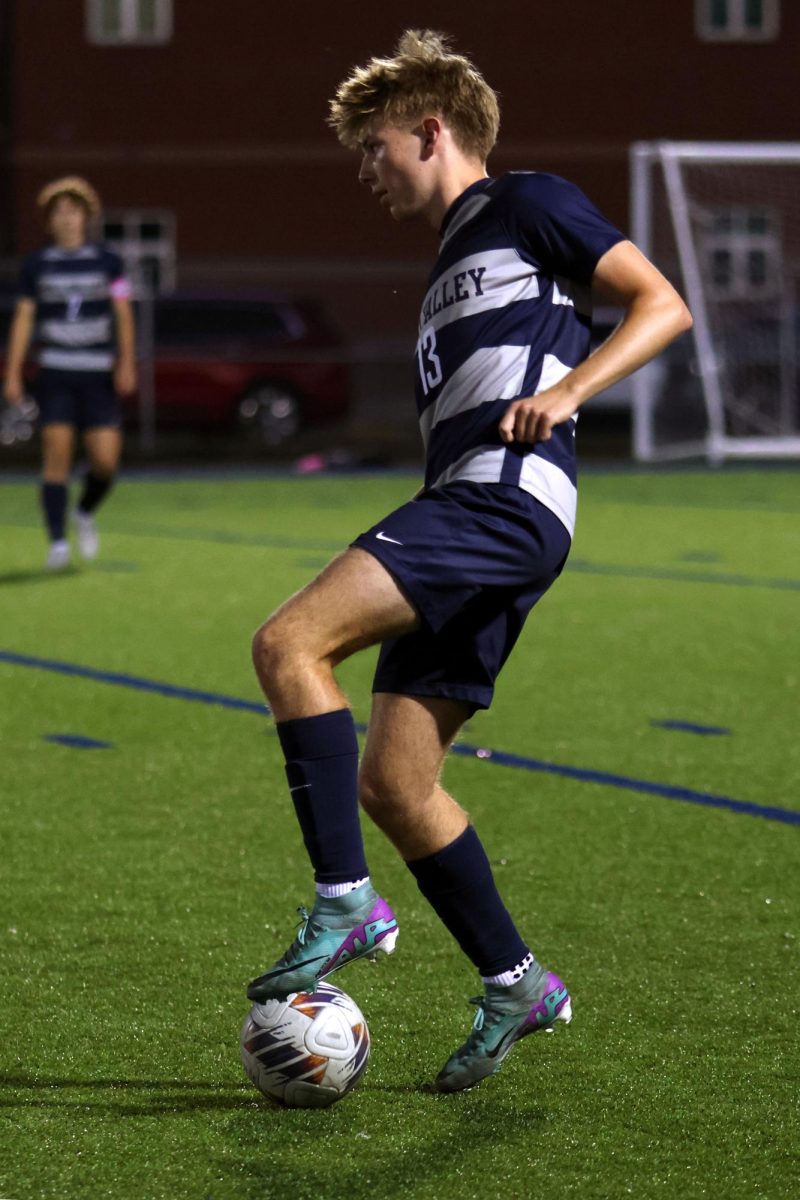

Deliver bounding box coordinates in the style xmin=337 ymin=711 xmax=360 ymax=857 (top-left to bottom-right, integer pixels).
xmin=36 ymin=368 xmax=121 ymax=431
xmin=352 ymin=481 xmax=571 ymax=712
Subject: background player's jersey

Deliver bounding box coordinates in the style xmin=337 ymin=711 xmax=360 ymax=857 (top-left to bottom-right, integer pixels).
xmin=18 ymin=243 xmax=131 ymax=372
xmin=416 ymin=173 xmax=625 ymax=536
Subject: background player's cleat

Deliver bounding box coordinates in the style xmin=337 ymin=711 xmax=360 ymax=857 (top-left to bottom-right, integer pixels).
xmin=247 ymin=880 xmax=399 ymax=1002
xmin=46 ymin=539 xmax=71 ymax=571
xmin=74 ymin=510 xmax=99 ymax=560
xmin=435 ymin=968 xmax=572 ymax=1093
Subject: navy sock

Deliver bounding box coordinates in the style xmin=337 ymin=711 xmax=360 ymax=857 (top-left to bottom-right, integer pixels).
xmin=407 ymin=825 xmax=530 ymax=977
xmin=277 ymin=709 xmax=368 ymax=886
xmin=41 ymin=482 xmax=68 ymax=541
xmin=78 ymin=472 xmax=113 ymax=515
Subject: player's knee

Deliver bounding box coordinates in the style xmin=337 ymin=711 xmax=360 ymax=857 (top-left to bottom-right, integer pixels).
xmin=42 ymin=449 xmax=72 ymax=480
xmin=358 ymin=766 xmax=399 ymax=820
xmin=251 ymin=616 xmax=302 ymax=687
xmin=251 ymin=619 xmax=281 ymax=676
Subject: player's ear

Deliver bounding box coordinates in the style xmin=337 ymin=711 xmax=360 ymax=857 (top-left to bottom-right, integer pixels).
xmin=420 ymin=117 xmax=442 ymax=157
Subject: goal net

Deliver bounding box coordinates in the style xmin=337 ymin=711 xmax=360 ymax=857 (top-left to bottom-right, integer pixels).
xmin=630 ymin=141 xmax=800 ymax=463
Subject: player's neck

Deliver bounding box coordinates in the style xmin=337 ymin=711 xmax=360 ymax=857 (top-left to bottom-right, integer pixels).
xmin=53 ymin=237 xmax=86 ymax=251
xmin=426 ymin=163 xmax=488 ymax=230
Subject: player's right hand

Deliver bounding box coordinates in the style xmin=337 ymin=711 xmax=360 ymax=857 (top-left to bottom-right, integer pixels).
xmin=498 ymin=387 xmax=577 ymax=445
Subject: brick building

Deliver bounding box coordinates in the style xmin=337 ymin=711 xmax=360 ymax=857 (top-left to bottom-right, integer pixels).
xmin=2 ymin=0 xmax=798 ymax=344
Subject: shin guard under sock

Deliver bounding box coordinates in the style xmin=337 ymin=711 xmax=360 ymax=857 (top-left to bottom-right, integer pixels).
xmin=277 ymin=709 xmax=368 ymax=886
xmin=41 ymin=482 xmax=68 ymax=541
xmin=77 ymin=472 xmax=113 ymax=515
xmin=407 ymin=825 xmax=532 ymax=977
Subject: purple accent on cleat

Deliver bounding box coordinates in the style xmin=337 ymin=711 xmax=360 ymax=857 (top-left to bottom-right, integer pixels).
xmin=320 ymin=898 xmax=398 ymax=975
xmin=247 ymin=890 xmax=399 ymax=1002
xmin=524 ymin=971 xmax=571 ymax=1031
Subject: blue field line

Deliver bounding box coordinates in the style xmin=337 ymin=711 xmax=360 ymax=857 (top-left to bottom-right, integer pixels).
xmin=448 ymin=744 xmax=799 ymax=826
xmin=106 ymin=521 xmax=346 ymax=553
xmin=567 ymin=559 xmax=800 ymax=592
xmin=0 ymin=515 xmax=345 ymax=554
xmin=3 ymin=514 xmax=799 ymax=591
xmin=0 ymin=649 xmax=268 ymax=715
xmin=43 ymin=733 xmax=114 ymax=749
xmin=2 ymin=648 xmax=798 ymax=828
xmin=650 ymin=719 xmax=731 ymax=736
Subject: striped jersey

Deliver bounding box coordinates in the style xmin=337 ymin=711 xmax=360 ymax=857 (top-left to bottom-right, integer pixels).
xmin=417 ymin=172 xmax=625 ymax=536
xmin=18 ymin=242 xmax=132 ymax=372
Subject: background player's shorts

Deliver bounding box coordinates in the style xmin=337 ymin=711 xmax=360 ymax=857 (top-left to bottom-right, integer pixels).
xmin=36 ymin=369 xmax=121 ymax=430
xmin=352 ymin=481 xmax=571 ymax=712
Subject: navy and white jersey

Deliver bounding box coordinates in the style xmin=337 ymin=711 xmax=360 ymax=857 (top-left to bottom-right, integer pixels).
xmin=18 ymin=243 xmax=132 ymax=372
xmin=416 ymin=173 xmax=626 ymax=536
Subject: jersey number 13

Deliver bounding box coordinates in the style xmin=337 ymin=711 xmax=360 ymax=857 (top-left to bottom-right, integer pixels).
xmin=417 ymin=328 xmax=443 ymax=395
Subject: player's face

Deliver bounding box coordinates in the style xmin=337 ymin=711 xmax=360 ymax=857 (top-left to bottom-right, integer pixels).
xmin=49 ymin=196 xmax=88 ymax=248
xmin=358 ymin=125 xmax=436 ymax=222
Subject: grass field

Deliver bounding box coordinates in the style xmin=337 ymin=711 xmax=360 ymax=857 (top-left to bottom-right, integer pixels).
xmin=1 ymin=465 xmax=798 ymax=1200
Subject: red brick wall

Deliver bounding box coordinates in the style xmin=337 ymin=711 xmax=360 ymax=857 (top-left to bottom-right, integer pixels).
xmin=9 ymin=1 xmax=800 ymax=335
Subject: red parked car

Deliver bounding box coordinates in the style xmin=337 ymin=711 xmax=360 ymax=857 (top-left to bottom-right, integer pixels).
xmin=0 ymin=288 xmax=350 ymax=447
xmin=131 ymin=290 xmax=350 ymax=445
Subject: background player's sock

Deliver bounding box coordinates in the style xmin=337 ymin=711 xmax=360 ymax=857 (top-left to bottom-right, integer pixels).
xmin=277 ymin=709 xmax=369 ymax=886
xmin=41 ymin=482 xmax=68 ymax=541
xmin=77 ymin=471 xmax=113 ymax=515
xmin=407 ymin=824 xmax=537 ymax=978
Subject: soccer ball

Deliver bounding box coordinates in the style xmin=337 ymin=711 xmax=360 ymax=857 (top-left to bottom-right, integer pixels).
xmin=240 ymin=982 xmax=370 ymax=1108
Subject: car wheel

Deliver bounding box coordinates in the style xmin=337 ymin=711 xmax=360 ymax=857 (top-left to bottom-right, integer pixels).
xmin=237 ymin=383 xmax=301 ymax=446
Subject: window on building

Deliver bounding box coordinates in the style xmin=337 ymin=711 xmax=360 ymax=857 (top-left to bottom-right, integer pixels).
xmin=102 ymin=210 xmax=176 ymax=293
xmin=86 ymin=0 xmax=173 ymax=45
xmin=695 ymin=0 xmax=780 ymax=41
xmin=700 ymin=207 xmax=781 ymax=299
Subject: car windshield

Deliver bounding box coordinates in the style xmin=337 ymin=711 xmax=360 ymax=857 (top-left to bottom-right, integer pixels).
xmin=154 ymin=300 xmax=295 ymax=345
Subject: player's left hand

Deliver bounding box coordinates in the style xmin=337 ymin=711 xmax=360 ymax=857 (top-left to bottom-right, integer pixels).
xmin=498 ymin=388 xmax=577 ymax=445
xmin=114 ymin=361 xmax=138 ymax=396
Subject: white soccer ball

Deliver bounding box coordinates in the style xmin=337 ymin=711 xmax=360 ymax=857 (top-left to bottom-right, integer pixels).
xmin=240 ymin=982 xmax=371 ymax=1108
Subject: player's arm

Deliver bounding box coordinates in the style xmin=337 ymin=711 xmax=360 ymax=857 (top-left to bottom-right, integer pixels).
xmin=499 ymin=240 xmax=693 ymax=445
xmin=2 ymin=298 xmax=36 ymax=405
xmin=112 ymin=295 xmax=138 ymax=396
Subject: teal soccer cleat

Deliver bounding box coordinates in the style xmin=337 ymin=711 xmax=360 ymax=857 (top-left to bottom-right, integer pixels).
xmin=247 ymin=881 xmax=399 ymax=1001
xmin=435 ymin=968 xmax=572 ymax=1093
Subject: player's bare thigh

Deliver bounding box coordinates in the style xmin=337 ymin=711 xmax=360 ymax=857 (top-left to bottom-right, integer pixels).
xmin=266 ymin=546 xmax=419 ymax=660
xmin=359 ymin=692 xmax=471 ymax=860
xmin=252 ymin=548 xmax=420 ymax=716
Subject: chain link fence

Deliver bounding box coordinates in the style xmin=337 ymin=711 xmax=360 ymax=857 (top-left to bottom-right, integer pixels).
xmin=0 ymin=254 xmax=631 ymax=469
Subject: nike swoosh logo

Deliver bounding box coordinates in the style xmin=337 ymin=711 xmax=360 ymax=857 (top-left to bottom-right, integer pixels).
xmin=487 ymin=1026 xmax=519 ymax=1060
xmin=376 ymin=531 xmax=403 ymax=544
xmin=257 ymin=953 xmax=328 ymax=980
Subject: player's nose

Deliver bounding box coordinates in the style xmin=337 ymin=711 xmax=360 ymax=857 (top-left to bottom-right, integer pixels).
xmin=358 ymin=156 xmax=375 ymax=185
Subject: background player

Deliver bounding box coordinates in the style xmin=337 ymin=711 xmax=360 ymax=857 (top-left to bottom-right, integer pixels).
xmin=246 ymin=31 xmax=692 ymax=1092
xmin=2 ymin=177 xmax=137 ymax=570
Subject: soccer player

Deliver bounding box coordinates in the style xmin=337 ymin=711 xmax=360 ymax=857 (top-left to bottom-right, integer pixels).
xmin=247 ymin=31 xmax=692 ymax=1092
xmin=2 ymin=177 xmax=136 ymax=570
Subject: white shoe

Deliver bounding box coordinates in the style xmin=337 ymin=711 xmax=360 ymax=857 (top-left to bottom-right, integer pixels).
xmin=46 ymin=539 xmax=71 ymax=571
xmin=75 ymin=510 xmax=99 ymax=560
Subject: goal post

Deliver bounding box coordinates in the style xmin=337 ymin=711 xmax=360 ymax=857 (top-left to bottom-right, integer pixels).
xmin=629 ymin=141 xmax=800 ymax=463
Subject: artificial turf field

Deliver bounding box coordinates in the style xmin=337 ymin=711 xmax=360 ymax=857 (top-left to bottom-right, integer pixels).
xmin=0 ymin=465 xmax=798 ymax=1200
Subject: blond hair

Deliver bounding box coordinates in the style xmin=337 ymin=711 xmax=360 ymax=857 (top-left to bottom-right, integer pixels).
xmin=37 ymin=176 xmax=102 ymax=219
xmin=329 ymin=30 xmax=500 ymax=163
